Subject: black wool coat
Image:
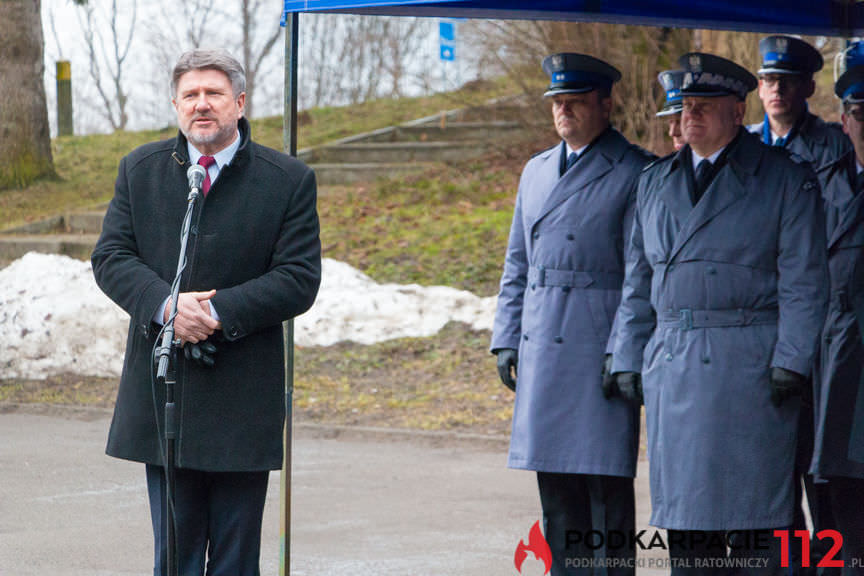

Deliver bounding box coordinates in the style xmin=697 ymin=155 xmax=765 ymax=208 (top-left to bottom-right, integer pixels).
xmin=92 ymin=117 xmax=321 ymax=471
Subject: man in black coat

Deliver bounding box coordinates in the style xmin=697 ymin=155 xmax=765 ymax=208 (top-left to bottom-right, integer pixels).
xmin=91 ymin=49 xmax=321 ymax=576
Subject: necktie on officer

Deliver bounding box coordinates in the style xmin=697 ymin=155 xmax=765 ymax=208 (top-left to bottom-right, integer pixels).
xmin=774 ymin=135 xmax=787 ymax=147
xmin=693 ymin=159 xmax=713 ymax=204
xmin=198 ymin=155 xmax=216 ymax=196
xmin=564 ymin=151 xmax=579 ymax=173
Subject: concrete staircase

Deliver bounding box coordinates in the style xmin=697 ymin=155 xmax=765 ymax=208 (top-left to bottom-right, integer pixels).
xmin=297 ymin=108 xmax=520 ymax=186
xmin=0 ymin=104 xmax=522 ymax=263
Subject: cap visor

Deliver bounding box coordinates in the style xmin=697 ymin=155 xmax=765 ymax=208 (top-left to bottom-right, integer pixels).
xmin=543 ymin=87 xmax=596 ymax=98
xmin=758 ymin=67 xmax=803 ymax=76
xmin=656 ymin=106 xmax=683 ymax=117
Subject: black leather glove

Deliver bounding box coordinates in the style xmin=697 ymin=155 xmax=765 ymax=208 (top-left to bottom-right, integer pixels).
xmin=616 ymin=372 xmax=643 ymax=405
xmin=495 ymin=348 xmax=518 ymax=392
xmin=184 ymin=341 xmax=217 ymax=368
xmin=601 ymin=354 xmax=618 ymax=398
xmin=770 ymin=367 xmax=805 ymax=407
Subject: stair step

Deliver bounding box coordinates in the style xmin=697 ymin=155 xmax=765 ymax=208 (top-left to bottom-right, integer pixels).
xmin=64 ymin=211 xmax=106 ymax=235
xmin=346 ymin=122 xmax=520 ymax=144
xmin=0 ymin=234 xmax=99 ymax=262
xmin=310 ymin=162 xmax=434 ymax=186
xmin=307 ymin=141 xmax=487 ymax=164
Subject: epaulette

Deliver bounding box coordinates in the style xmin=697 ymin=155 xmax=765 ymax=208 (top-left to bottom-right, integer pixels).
xmin=642 ymin=151 xmax=675 ymax=173
xmin=531 ymin=143 xmax=559 ymax=160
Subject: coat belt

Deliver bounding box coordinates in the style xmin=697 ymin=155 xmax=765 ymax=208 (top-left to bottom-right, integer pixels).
xmin=527 ymin=266 xmax=624 ymax=289
xmin=658 ymin=308 xmax=779 ymax=331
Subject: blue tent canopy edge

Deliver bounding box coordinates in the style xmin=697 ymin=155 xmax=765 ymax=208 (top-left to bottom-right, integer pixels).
xmin=283 ymin=0 xmax=864 ymax=37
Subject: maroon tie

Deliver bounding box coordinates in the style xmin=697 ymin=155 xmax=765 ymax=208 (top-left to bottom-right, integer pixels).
xmin=198 ymin=156 xmax=216 ymax=196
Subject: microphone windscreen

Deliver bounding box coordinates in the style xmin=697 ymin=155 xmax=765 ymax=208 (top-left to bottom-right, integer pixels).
xmin=187 ymin=164 xmax=206 ymax=189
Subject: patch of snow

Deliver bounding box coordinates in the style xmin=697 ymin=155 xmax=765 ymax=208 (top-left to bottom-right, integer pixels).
xmin=0 ymin=253 xmax=496 ymax=379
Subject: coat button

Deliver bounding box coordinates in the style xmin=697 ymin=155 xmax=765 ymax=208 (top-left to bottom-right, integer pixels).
xmin=665 ymin=353 xmax=673 ymax=361
xmin=566 ymin=233 xmax=575 ymax=241
xmin=706 ymin=266 xmax=716 ymax=275
xmin=533 ymin=232 xmax=540 ymax=240
xmin=562 ymin=286 xmax=571 ymax=293
xmin=702 ymin=356 xmax=710 ymax=364
xmin=531 ymin=283 xmax=536 ymax=290
xmin=230 ymin=327 xmax=239 ymax=338
xmin=554 ymin=336 xmax=563 ymax=343
xmin=668 ymin=264 xmax=675 ymax=272
xmin=523 ymin=334 xmax=529 ymax=341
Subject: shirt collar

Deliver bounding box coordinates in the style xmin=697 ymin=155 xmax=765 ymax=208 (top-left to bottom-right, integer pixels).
xmin=691 ymin=146 xmax=725 ymax=171
xmin=187 ymin=129 xmax=242 ymax=171
xmin=566 ymin=142 xmax=589 ymax=159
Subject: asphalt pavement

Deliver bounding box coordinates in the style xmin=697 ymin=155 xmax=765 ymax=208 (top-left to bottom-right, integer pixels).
xmin=0 ymin=404 xmax=663 ymax=576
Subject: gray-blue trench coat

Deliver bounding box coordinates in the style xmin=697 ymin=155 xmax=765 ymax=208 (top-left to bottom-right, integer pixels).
xmin=491 ymin=128 xmax=654 ymax=476
xmin=747 ymin=113 xmax=850 ymax=170
xmin=810 ymin=153 xmax=864 ymax=480
xmin=612 ymin=132 xmax=828 ymax=530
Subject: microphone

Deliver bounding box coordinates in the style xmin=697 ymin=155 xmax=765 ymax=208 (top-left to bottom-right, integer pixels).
xmin=186 ymin=164 xmax=206 ymax=199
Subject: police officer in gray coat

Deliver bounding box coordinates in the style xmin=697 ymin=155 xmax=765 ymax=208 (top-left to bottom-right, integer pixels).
xmin=810 ymin=46 xmax=864 ymax=574
xmin=748 ymin=36 xmax=850 ymax=169
xmin=610 ymin=53 xmax=828 ymax=574
xmin=491 ymin=53 xmax=654 ymax=575
xmin=656 ymin=70 xmax=687 ymax=153
xmin=747 ymin=35 xmax=849 ymax=574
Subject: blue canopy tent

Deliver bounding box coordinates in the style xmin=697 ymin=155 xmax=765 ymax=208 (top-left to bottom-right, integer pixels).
xmin=274 ymin=2 xmax=862 ymax=574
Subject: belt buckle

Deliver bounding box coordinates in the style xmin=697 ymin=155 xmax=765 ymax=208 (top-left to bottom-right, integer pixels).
xmin=679 ymin=309 xmax=693 ymax=331
xmin=537 ymin=266 xmax=546 ymax=287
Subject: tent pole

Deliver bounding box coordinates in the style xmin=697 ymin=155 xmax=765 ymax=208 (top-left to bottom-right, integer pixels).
xmin=280 ymin=12 xmax=299 ymax=576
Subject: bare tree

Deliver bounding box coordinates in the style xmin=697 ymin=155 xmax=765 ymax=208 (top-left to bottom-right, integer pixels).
xmin=380 ymin=17 xmax=428 ymax=98
xmin=179 ymin=0 xmax=217 ymax=49
xmin=298 ymin=15 xmax=432 ymax=108
xmin=301 ymin=14 xmax=341 ymax=108
xmin=77 ymin=0 xmax=137 ymax=131
xmin=237 ymin=0 xmax=283 ymax=119
xmin=141 ymin=0 xmax=219 ymax=127
xmin=0 ymin=0 xmax=55 ymax=189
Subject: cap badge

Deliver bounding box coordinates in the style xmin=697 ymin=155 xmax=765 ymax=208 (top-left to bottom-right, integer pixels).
xmin=776 ymin=37 xmax=789 ymax=53
xmin=552 ymin=54 xmax=563 ymax=69
xmin=689 ymin=55 xmax=702 ymax=72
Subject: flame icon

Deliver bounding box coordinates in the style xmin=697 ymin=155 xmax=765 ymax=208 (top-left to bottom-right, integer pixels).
xmin=514 ymin=520 xmax=553 ymax=574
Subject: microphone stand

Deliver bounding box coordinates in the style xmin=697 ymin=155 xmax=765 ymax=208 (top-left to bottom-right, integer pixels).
xmin=154 ymin=183 xmax=201 ymax=576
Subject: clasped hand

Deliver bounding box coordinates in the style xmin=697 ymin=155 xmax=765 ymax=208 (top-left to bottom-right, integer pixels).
xmin=164 ymin=289 xmax=222 ymax=343
xmin=164 ymin=290 xmax=222 ymax=368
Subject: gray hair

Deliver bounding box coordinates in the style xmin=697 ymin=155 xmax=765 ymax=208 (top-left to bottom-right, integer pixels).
xmin=171 ymin=49 xmax=246 ymax=97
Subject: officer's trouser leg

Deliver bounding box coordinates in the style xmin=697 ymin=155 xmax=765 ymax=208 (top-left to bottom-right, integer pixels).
xmin=827 ymin=476 xmax=864 ymax=576
xmin=668 ymin=529 xmax=727 ymax=576
xmin=537 ymin=472 xmax=635 ymax=576
xmin=794 ymin=393 xmax=840 ymax=576
xmin=727 ymin=528 xmax=787 ymax=576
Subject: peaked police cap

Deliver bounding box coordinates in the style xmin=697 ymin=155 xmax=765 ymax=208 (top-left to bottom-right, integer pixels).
xmin=542 ymin=53 xmax=621 ymax=98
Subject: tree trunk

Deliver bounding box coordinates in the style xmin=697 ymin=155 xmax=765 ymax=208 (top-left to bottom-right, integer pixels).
xmin=0 ymin=0 xmax=55 ymax=190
